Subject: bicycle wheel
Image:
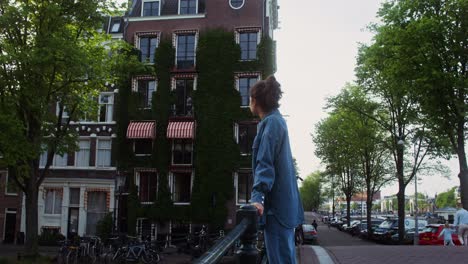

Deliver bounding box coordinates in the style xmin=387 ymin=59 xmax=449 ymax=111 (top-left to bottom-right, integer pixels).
xmin=66 ymin=250 xmax=78 ymax=264
xmin=141 ymin=251 xmax=160 ymax=264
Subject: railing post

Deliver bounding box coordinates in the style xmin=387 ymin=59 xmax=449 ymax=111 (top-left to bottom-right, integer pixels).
xmin=236 ymin=204 xmax=258 ymax=264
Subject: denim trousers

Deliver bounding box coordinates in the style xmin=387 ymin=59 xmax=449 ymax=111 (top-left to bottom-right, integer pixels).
xmin=264 ymin=215 xmax=296 ymax=264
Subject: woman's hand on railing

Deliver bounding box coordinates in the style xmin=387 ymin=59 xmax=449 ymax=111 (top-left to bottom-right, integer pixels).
xmin=252 ymin=203 xmax=264 ymax=216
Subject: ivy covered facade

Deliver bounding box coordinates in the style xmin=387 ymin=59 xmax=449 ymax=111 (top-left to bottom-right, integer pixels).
xmin=114 ymin=0 xmax=278 ymax=241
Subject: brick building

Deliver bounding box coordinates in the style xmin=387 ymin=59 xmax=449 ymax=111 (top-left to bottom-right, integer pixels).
xmin=116 ymin=0 xmax=279 ymax=240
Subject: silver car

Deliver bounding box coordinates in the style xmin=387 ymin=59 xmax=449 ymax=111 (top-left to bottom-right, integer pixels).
xmin=302 ymin=224 xmax=318 ymax=243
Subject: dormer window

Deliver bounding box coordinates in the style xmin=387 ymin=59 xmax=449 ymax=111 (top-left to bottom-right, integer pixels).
xmin=179 ymin=0 xmax=198 ymax=15
xmin=142 ymin=0 xmax=161 ymax=17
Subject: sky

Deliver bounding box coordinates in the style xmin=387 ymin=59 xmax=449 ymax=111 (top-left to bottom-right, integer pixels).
xmin=274 ymin=0 xmax=461 ymax=197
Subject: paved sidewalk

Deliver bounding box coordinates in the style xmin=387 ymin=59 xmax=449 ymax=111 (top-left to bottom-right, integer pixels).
xmin=326 ymin=245 xmax=468 ymax=264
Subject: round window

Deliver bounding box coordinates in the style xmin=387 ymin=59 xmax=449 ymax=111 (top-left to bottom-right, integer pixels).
xmin=229 ymin=0 xmax=245 ymax=10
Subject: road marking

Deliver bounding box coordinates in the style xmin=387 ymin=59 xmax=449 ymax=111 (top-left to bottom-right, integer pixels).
xmin=311 ymin=246 xmax=335 ymax=264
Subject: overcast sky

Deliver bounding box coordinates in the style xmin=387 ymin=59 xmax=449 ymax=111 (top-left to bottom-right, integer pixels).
xmin=275 ymin=0 xmax=461 ymax=197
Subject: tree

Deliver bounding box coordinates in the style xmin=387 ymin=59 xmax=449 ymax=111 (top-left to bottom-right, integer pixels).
xmin=0 ymin=0 xmax=129 ymax=255
xmin=375 ymin=0 xmax=467 ymax=208
xmin=354 ymin=0 xmax=452 ymax=242
xmin=328 ymin=85 xmax=393 ymax=238
xmin=299 ymin=171 xmax=322 ymax=211
xmin=314 ymin=110 xmax=362 ymax=226
xmin=436 ymin=187 xmax=457 ymax=209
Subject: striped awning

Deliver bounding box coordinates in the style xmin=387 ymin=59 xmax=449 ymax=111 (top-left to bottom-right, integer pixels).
xmin=167 ymin=121 xmax=196 ymax=139
xmin=127 ymin=121 xmax=156 ymax=139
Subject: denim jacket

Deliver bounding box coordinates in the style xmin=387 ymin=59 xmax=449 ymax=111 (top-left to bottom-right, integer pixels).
xmin=250 ymin=109 xmax=304 ymax=229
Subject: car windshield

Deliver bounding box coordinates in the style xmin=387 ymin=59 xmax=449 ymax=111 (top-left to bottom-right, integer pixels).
xmin=379 ymin=220 xmax=396 ymax=228
xmin=303 ymin=225 xmax=315 ymax=232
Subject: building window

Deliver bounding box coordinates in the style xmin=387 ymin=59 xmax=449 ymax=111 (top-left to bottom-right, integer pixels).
xmin=172 ymin=140 xmax=193 ymax=165
xmin=138 ymin=79 xmax=157 ymax=108
xmin=179 ymin=0 xmax=197 ymax=14
xmin=142 ymin=0 xmax=160 ymax=16
xmin=69 ymin=188 xmax=80 ymax=207
xmin=53 ymin=153 xmax=68 ymax=167
xmin=140 ymin=36 xmax=158 ymax=63
xmin=176 ymin=34 xmax=196 ymax=69
xmin=56 ymin=103 xmax=70 ymax=123
xmin=86 ymin=191 xmax=107 ymax=235
xmin=138 ymin=171 xmax=157 ymax=203
xmin=110 ymin=22 xmax=120 ymax=33
xmin=96 ymin=139 xmax=111 ymax=167
xmin=99 ymin=93 xmax=114 ymax=123
xmin=44 ymin=189 xmax=62 ymax=215
xmin=229 ymin=0 xmax=245 ymax=9
xmin=134 ymin=139 xmax=153 ymax=156
xmin=172 ymin=172 xmax=191 ymax=204
xmin=236 ymin=123 xmax=257 ymax=155
xmin=3 ymin=171 xmax=18 ymax=195
xmin=175 ymin=79 xmax=194 ymax=116
xmin=75 ymin=139 xmax=90 ymax=167
xmin=238 ymin=76 xmax=258 ymax=107
xmin=237 ymin=171 xmax=253 ymax=204
xmin=239 ymin=32 xmax=258 ymax=61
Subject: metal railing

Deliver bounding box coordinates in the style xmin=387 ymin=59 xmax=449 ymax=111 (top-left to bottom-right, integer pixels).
xmin=193 ymin=204 xmax=260 ymax=264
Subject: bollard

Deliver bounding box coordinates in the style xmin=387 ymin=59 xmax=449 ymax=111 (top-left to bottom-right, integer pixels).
xmin=236 ymin=204 xmax=258 ymax=264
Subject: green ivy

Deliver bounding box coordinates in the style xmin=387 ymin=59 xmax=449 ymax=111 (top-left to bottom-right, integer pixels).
xmin=117 ymin=29 xmax=275 ymax=230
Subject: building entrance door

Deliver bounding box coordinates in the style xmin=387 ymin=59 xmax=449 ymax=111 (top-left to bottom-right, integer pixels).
xmin=3 ymin=209 xmax=17 ymax=243
xmin=68 ymin=208 xmax=79 ymax=238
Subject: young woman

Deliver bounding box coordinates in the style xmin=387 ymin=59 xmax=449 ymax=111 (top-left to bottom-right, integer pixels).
xmin=249 ymin=75 xmax=304 ymax=264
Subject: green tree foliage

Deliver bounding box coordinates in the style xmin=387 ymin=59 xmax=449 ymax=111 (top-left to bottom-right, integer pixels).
xmin=0 ymin=0 xmax=131 ymax=255
xmin=436 ymin=187 xmax=457 ymax=209
xmin=354 ymin=0 xmax=457 ymax=242
xmin=96 ymin=213 xmax=113 ymax=243
xmin=299 ymin=172 xmax=322 ymax=211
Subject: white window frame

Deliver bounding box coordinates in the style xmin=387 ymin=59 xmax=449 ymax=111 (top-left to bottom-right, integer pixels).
xmin=44 ymin=189 xmax=62 ymax=215
xmin=178 ymin=0 xmax=199 ymax=15
xmin=235 ymin=29 xmax=261 ymax=61
xmin=134 ymin=78 xmax=157 ymax=109
xmin=141 ymin=0 xmax=161 ymax=17
xmin=171 ymin=140 xmax=193 ymax=166
xmin=235 ymin=74 xmax=261 ymax=108
xmin=3 ymin=170 xmax=18 ymax=196
xmin=96 ymin=138 xmax=112 ymax=168
xmin=135 ymin=170 xmax=158 ymax=205
xmin=234 ymin=122 xmax=258 ymax=156
xmin=136 ymin=34 xmax=160 ymax=64
xmin=74 ymin=139 xmax=91 ymax=168
xmin=98 ymin=92 xmax=114 ymax=123
xmin=229 ymin=0 xmax=245 ymax=10
xmin=169 ymin=171 xmax=194 ymax=205
xmin=174 ymin=31 xmax=198 ymax=68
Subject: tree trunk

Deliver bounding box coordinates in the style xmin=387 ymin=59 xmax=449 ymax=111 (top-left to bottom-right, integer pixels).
xmin=346 ymin=196 xmax=351 ymax=226
xmin=397 ymin=187 xmax=406 ymax=245
xmin=24 ymin=176 xmax=39 ymax=257
xmin=366 ymin=180 xmax=373 ymax=239
xmin=457 ymin=131 xmax=468 ymax=209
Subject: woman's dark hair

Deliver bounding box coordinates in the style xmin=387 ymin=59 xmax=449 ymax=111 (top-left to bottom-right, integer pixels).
xmin=249 ymin=75 xmax=283 ymax=113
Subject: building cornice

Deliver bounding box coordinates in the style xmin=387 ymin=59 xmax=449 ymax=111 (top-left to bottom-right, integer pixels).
xmin=127 ymin=14 xmax=206 ymax=22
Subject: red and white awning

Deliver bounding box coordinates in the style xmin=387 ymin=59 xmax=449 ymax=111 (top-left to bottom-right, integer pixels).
xmin=127 ymin=121 xmax=156 ymax=139
xmin=167 ymin=121 xmax=196 ymax=139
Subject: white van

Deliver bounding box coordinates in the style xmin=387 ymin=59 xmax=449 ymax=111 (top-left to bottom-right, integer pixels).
xmin=404 ymin=218 xmax=427 ymax=229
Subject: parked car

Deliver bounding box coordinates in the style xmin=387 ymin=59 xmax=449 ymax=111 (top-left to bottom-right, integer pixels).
xmin=344 ymin=220 xmax=361 ymax=233
xmin=419 ymin=224 xmax=462 ymax=245
xmin=390 ymin=227 xmax=424 ymax=245
xmin=301 ymin=224 xmax=318 ymax=244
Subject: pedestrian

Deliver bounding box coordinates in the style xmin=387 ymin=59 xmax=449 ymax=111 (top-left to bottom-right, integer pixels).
xmin=454 ymin=200 xmax=468 ymax=246
xmin=249 ymin=75 xmax=304 ymax=264
xmin=312 ymin=220 xmax=318 ymax=231
xmin=438 ymin=223 xmax=455 ymax=246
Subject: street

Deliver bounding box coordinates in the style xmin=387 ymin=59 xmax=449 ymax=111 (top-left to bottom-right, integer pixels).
xmin=297 ymin=212 xmax=468 ymax=264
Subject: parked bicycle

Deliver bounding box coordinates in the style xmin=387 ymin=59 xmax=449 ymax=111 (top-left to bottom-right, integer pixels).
xmin=107 ymin=235 xmax=160 ymax=264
